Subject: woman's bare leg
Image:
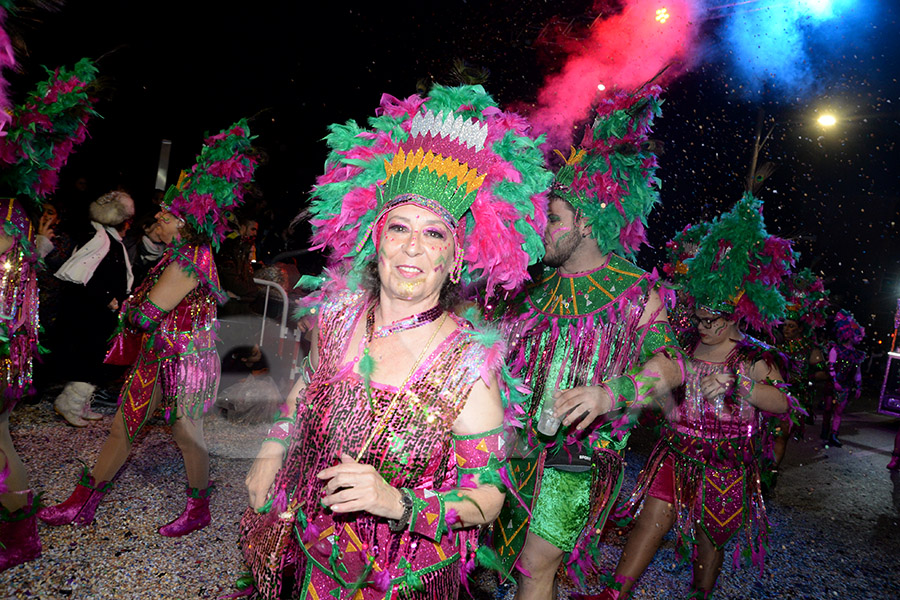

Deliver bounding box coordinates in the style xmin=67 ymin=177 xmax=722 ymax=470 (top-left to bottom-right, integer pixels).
xmin=91 ymin=385 xmax=162 ymax=482
xmin=691 ymin=530 xmax=725 ymax=594
xmin=171 ymin=409 xmax=209 ymax=489
xmin=0 ymin=410 xmax=28 ymax=512
xmin=610 ymin=496 xmax=676 ymax=596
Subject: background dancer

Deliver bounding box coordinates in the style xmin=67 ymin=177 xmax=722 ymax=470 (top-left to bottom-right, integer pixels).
xmin=38 ymin=121 xmax=259 ymax=537
xmin=596 ymin=193 xmax=797 ymax=600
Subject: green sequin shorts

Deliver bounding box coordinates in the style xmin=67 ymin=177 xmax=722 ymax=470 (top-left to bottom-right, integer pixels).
xmin=529 ymin=466 xmax=591 ymax=551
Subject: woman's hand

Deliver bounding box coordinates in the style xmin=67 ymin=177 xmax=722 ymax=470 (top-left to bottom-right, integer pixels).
xmin=245 ymin=441 xmax=285 ymax=510
xmin=551 ymin=386 xmax=614 ymax=431
xmin=317 ymin=454 xmax=404 ymax=519
xmin=699 ymin=372 xmax=735 ymax=400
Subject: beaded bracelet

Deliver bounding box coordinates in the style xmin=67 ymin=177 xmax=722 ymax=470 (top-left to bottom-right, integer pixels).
xmin=737 ymin=374 xmax=756 ymax=398
xmin=387 ymin=488 xmax=414 ymax=533
xmin=128 ymin=298 xmax=170 ymax=332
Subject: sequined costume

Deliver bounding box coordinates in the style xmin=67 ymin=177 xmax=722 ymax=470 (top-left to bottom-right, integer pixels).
xmin=617 ymin=337 xmax=788 ymax=570
xmin=825 ymin=342 xmax=866 ymax=437
xmin=240 ymin=291 xmax=509 ymax=599
xmin=106 ymin=242 xmax=221 ymax=441
xmin=777 ymin=337 xmax=823 ymax=419
xmin=490 ymin=255 xmax=681 ymax=576
xmin=0 ymin=198 xmax=39 ymax=410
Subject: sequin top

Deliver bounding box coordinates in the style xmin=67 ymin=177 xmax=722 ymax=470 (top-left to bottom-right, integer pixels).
xmin=0 ymin=198 xmax=39 ymax=407
xmin=499 ymin=256 xmax=678 ymax=450
xmin=829 ymin=343 xmax=865 ymax=389
xmin=110 ymin=242 xmax=220 ymax=423
xmin=670 ymin=355 xmax=760 ymax=441
xmin=269 ymin=290 xmax=501 ymax=596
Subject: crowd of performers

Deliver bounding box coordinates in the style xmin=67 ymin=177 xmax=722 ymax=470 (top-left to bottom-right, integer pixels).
xmin=0 ymin=38 xmax=887 ymax=600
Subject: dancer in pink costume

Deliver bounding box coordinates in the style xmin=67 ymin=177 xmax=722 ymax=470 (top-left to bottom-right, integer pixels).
xmin=0 ymin=49 xmax=101 ymax=571
xmin=0 ymin=199 xmax=42 ymax=573
xmin=586 ymin=194 xmax=797 ymax=600
xmin=821 ymin=309 xmax=865 ymax=448
xmin=39 ymin=120 xmax=258 ymax=537
xmin=239 ymin=85 xmax=551 ymax=599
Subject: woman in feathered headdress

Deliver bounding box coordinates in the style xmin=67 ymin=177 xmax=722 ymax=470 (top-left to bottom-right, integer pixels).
xmin=39 ymin=120 xmax=259 ymax=538
xmin=599 ymin=193 xmax=797 ymax=600
xmin=0 ymin=46 xmax=100 ymax=571
xmin=238 ymin=84 xmax=551 ymax=599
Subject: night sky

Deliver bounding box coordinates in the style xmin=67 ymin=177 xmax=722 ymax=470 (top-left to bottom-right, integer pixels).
xmin=12 ymin=0 xmax=900 ymax=347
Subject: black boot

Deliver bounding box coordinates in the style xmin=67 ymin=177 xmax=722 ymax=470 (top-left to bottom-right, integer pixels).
xmin=820 ymin=413 xmax=832 ymax=441
xmin=826 ymin=433 xmax=842 ymax=447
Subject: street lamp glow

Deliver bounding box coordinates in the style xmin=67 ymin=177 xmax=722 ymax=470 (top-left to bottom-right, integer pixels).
xmin=818 ymin=114 xmax=837 ymax=127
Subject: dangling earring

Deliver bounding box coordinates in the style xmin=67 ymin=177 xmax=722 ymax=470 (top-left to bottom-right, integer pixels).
xmin=450 ymin=247 xmax=463 ymax=284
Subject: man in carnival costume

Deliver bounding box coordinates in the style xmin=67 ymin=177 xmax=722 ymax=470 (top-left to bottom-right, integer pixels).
xmin=239 ymin=85 xmax=552 ymax=599
xmin=488 ymin=85 xmax=686 ymax=600
xmin=0 ymin=38 xmax=101 ymax=570
xmin=598 ymin=193 xmax=798 ymax=600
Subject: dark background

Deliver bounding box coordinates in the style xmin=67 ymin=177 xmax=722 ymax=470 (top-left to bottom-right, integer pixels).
xmin=11 ymin=0 xmax=900 ymax=348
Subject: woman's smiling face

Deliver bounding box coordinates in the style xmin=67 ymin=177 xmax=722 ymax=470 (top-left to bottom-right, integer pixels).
xmin=376 ymin=203 xmax=455 ymax=303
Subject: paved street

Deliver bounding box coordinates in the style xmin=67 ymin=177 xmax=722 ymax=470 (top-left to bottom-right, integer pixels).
xmin=2 ymin=390 xmax=899 ymax=599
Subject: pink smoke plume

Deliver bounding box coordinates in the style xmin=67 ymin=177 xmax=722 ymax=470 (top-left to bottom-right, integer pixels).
xmin=528 ymin=0 xmax=702 ymax=151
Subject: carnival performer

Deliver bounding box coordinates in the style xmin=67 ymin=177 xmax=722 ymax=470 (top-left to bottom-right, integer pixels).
xmin=767 ymin=269 xmax=828 ymax=482
xmin=38 ymin=120 xmax=258 ymax=537
xmin=0 ymin=52 xmax=101 ymax=571
xmin=239 ymin=85 xmax=551 ymax=599
xmin=0 ymin=199 xmax=42 ymax=573
xmin=593 ymin=193 xmax=796 ymax=600
xmin=821 ymin=309 xmax=865 ymax=448
xmin=488 ymin=85 xmax=685 ymax=600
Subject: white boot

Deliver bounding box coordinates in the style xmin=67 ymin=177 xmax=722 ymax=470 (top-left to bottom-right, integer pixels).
xmin=54 ymin=383 xmax=88 ymax=427
xmin=73 ymin=382 xmax=102 ymax=420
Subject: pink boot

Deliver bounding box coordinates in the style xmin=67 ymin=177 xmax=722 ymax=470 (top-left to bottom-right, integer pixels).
xmin=0 ymin=491 xmax=42 ymax=572
xmin=158 ymin=486 xmax=211 ymax=537
xmin=888 ymin=454 xmax=900 ymax=471
xmin=37 ymin=466 xmax=112 ymax=526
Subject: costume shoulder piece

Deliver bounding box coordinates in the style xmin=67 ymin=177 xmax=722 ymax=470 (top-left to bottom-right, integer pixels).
xmin=734 ymin=335 xmax=789 ymax=378
xmin=167 ymin=242 xmax=223 ymax=302
xmin=525 ymin=254 xmax=650 ymax=320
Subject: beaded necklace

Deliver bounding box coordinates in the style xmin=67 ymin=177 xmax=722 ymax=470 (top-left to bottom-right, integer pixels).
xmin=356 ymin=310 xmax=448 ymax=460
xmin=365 ymin=301 xmax=444 ymax=341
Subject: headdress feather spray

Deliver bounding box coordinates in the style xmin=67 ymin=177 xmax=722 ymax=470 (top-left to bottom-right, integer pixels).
xmin=304 ymin=84 xmax=551 ymax=302
xmin=160 ymin=119 xmax=258 ymax=249
xmin=684 ymin=192 xmax=796 ymax=334
xmin=834 ymin=309 xmax=864 ymax=345
xmin=781 ymin=267 xmax=830 ymax=330
xmin=550 ymin=85 xmax=664 ymax=259
xmin=0 ymin=57 xmax=99 ymax=205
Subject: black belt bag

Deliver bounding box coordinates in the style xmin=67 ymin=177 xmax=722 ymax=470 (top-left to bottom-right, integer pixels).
xmin=544 ymin=443 xmax=593 ymax=473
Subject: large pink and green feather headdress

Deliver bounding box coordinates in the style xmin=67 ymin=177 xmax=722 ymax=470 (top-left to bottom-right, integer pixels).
xmin=683 ymin=192 xmax=796 ymax=333
xmin=662 ymin=222 xmax=710 ymax=288
xmin=782 ymin=267 xmax=830 ymax=330
xmin=306 ymin=84 xmax=551 ymax=297
xmin=550 ymin=85 xmax=664 ymax=260
xmin=0 ymin=57 xmax=99 ymax=205
xmin=834 ymin=309 xmax=864 ymax=345
xmin=161 ymin=119 xmax=258 ymax=249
